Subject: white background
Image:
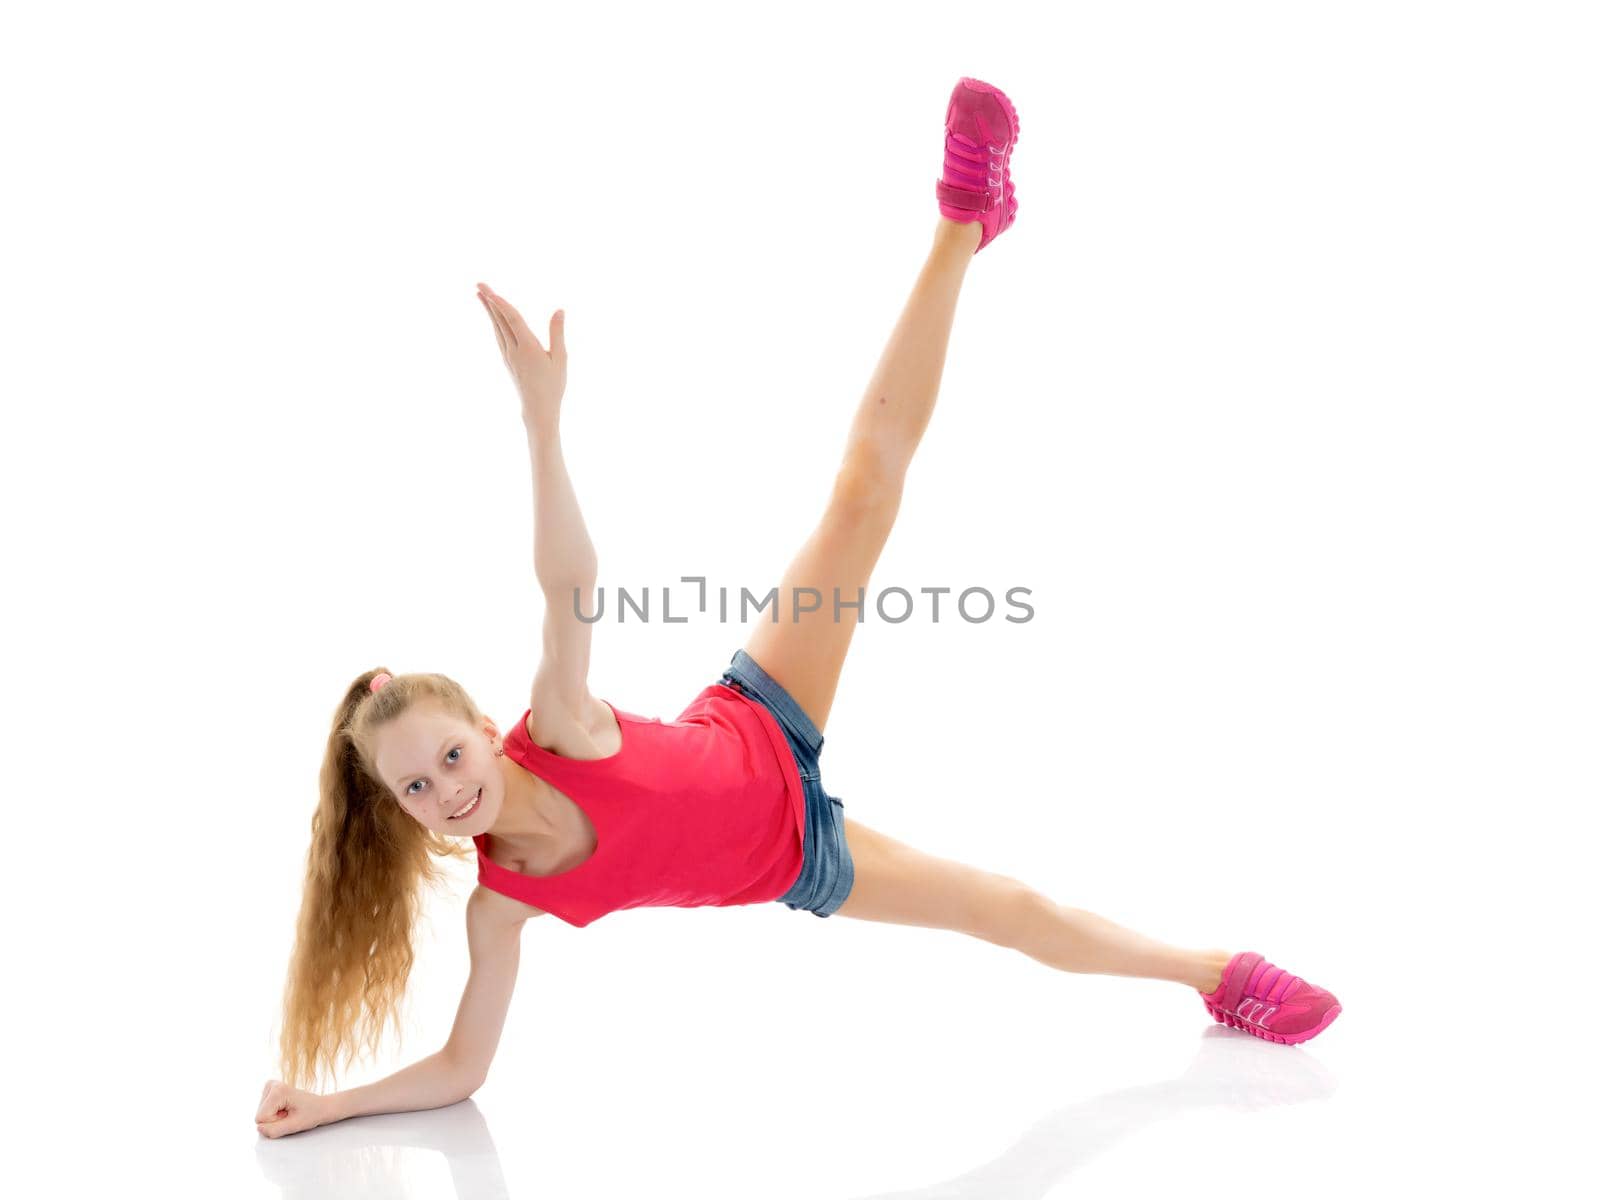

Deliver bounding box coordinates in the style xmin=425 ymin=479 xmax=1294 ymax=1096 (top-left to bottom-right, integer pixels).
xmin=4 ymin=1 xmax=1596 ymax=1196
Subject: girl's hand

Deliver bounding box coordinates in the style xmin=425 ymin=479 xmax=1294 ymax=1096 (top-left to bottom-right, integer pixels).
xmin=255 ymin=1079 xmax=330 ymax=1139
xmin=477 ymin=282 xmax=567 ymax=432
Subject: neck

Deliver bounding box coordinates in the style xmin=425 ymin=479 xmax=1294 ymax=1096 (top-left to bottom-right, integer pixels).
xmin=488 ymin=753 xmax=561 ymax=843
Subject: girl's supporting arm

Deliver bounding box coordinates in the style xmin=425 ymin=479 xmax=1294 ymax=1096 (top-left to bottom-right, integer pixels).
xmin=258 ymin=889 xmax=534 ymax=1139
xmin=256 ymin=1052 xmax=478 ymax=1138
xmin=323 ymin=1050 xmax=482 ymax=1123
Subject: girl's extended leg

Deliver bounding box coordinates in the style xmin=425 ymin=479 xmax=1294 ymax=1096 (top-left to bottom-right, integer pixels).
xmin=742 ymin=217 xmax=983 ymax=733
xmin=833 ymin=815 xmax=1234 ymax=993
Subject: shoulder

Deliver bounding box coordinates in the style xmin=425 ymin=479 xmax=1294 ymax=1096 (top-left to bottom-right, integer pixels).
xmin=523 ymin=694 xmax=620 ymax=759
xmin=469 ymin=881 xmax=546 ymax=923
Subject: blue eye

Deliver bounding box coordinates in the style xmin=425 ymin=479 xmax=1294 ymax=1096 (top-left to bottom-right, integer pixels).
xmin=406 ymin=746 xmax=462 ymax=796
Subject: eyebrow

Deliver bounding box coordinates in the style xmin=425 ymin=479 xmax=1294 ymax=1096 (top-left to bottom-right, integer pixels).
xmin=398 ymin=737 xmax=456 ymax=790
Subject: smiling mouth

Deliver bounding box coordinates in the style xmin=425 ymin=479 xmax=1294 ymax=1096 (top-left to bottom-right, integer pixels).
xmin=448 ymin=788 xmax=482 ymax=821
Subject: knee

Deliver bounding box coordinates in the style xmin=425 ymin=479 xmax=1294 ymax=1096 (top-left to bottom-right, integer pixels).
xmin=974 ymin=878 xmax=1053 ymax=947
xmin=833 ymin=447 xmax=905 ymax=517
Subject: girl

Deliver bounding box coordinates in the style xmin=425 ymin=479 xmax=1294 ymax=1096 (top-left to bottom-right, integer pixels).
xmin=256 ymin=78 xmax=1340 ymax=1140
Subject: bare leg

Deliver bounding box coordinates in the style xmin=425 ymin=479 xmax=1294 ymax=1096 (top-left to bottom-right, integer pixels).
xmin=835 ymin=815 xmax=1233 ymax=992
xmin=743 ymin=217 xmax=984 ymax=732
xmin=842 ymin=217 xmax=985 ymax=480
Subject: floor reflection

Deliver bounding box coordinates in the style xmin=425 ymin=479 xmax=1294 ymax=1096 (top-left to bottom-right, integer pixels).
xmin=253 ymin=1026 xmax=1335 ymax=1199
xmin=254 ymin=1099 xmax=510 ymax=1199
xmin=849 ymin=1025 xmax=1338 ymax=1200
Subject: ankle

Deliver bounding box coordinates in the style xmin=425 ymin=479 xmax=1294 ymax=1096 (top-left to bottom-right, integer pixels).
xmin=934 ymin=217 xmax=983 ymax=250
xmin=1190 ymin=949 xmax=1234 ymax=994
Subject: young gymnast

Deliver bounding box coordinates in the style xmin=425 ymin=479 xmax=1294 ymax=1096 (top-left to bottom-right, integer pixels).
xmin=257 ymin=78 xmax=1340 ymax=1139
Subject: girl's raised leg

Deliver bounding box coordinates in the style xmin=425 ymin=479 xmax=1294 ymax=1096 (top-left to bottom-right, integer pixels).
xmin=833 ymin=815 xmax=1234 ymax=992
xmin=742 ymin=217 xmax=983 ymax=732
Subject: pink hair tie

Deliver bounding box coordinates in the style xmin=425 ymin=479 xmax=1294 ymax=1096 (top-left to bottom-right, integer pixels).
xmin=369 ymin=672 xmax=393 ymax=694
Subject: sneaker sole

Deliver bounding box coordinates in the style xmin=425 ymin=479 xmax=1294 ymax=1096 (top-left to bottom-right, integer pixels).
xmin=956 ymin=76 xmax=1021 ymax=150
xmin=946 ymin=78 xmax=1020 ymax=245
xmin=1205 ymin=1000 xmax=1343 ymax=1045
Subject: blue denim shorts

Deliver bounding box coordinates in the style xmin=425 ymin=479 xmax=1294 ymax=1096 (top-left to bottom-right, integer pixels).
xmin=719 ymin=648 xmax=855 ymax=918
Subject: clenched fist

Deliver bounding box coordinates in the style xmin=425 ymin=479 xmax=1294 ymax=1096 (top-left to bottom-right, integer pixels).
xmin=255 ymin=1079 xmax=330 ymax=1139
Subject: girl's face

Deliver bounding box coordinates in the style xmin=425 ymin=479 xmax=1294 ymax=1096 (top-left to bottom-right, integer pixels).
xmin=373 ymin=704 xmax=503 ymax=836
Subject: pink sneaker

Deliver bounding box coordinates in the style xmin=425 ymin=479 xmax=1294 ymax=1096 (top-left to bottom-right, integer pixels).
xmin=936 ymin=77 xmax=1019 ymax=254
xmin=1199 ymin=951 xmax=1342 ymax=1045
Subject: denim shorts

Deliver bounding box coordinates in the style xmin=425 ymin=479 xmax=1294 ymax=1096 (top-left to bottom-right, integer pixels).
xmin=719 ymin=648 xmax=855 ymax=918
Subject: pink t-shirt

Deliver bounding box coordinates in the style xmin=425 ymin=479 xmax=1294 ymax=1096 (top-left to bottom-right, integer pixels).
xmin=473 ymin=683 xmax=806 ymax=927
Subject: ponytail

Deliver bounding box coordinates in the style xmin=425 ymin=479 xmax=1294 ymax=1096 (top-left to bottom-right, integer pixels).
xmin=276 ymin=668 xmax=476 ymax=1090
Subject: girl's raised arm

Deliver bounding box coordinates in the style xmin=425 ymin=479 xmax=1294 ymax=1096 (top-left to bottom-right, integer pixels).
xmin=477 ymin=284 xmax=602 ymax=734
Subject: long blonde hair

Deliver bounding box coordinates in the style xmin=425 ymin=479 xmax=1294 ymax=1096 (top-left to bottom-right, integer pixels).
xmin=277 ymin=668 xmax=481 ymax=1090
